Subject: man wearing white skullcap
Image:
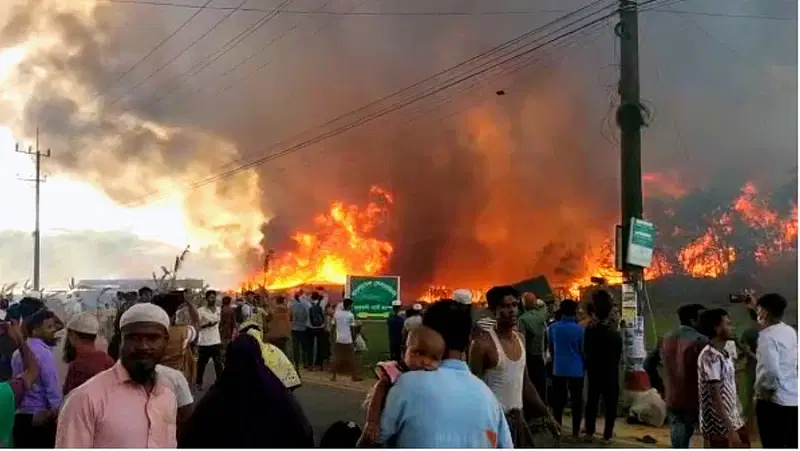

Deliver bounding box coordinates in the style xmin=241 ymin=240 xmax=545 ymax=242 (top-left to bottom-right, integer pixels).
xmin=56 ymin=303 xmax=178 ymax=448
xmin=62 ymin=312 xmax=114 ymax=396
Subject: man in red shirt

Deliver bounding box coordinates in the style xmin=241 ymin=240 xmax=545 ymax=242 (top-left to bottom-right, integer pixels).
xmin=62 ymin=312 xmax=114 ymax=396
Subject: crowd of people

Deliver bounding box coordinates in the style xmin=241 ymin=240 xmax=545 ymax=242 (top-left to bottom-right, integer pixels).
xmin=0 ymin=284 xmax=795 ymax=448
xmin=644 ymin=293 xmax=798 ymax=448
xmin=377 ymin=286 xmax=797 ymax=448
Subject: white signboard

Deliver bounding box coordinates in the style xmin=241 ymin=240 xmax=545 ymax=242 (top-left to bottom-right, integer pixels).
xmin=621 ymin=283 xmax=637 ymax=323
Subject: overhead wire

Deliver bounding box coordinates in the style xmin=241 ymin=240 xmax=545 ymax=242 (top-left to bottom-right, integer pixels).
xmin=104 ymin=0 xmax=797 ymax=21
xmin=262 ymin=21 xmax=610 ymax=180
xmin=97 ymin=1 xmax=297 ymax=183
xmin=189 ymin=0 xmax=364 ymax=99
xmin=122 ymin=0 xmax=620 ymax=205
xmin=646 ymin=2 xmax=794 ymax=95
xmin=120 ymin=0 xmax=616 ymax=206
xmin=105 ymin=0 xmax=252 ymax=108
xmin=399 ymin=22 xmax=611 ymax=131
xmin=104 ymin=0 xmax=214 ymax=91
xmin=208 ymin=0 xmax=387 ymax=97
xmin=139 ymin=0 xmax=298 ymax=108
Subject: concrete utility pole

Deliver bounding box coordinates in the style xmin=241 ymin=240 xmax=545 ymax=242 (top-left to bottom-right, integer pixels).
xmin=16 ymin=127 xmax=51 ymax=293
xmin=616 ymin=0 xmax=649 ymax=392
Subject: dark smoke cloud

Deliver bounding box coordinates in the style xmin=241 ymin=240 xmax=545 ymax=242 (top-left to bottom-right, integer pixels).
xmin=0 ymin=0 xmax=795 ymax=294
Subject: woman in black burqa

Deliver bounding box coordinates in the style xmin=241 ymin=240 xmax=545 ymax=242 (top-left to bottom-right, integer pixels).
xmin=178 ymin=334 xmax=314 ymax=448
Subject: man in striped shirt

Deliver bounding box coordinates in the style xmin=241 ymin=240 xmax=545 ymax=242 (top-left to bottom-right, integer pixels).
xmin=697 ymin=308 xmax=747 ymax=448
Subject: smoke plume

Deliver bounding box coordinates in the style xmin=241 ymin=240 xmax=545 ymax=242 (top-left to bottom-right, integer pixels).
xmin=0 ymin=0 xmax=795 ymax=294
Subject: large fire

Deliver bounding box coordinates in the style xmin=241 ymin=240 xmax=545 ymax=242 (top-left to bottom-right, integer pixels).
xmin=241 ymin=179 xmax=796 ymax=301
xmin=240 ymin=186 xmax=394 ymax=290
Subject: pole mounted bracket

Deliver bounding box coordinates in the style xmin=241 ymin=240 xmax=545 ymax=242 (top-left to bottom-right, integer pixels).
xmin=616 ymin=102 xmax=646 ymax=129
xmin=614 ymin=21 xmax=630 ymax=39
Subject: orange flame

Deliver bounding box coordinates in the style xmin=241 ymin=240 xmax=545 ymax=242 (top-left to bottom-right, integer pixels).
xmin=240 ymin=186 xmax=394 ymax=291
xmin=433 ymin=181 xmax=796 ymax=300
xmin=732 ymin=182 xmax=797 ymax=265
xmin=240 ymin=180 xmax=795 ymax=302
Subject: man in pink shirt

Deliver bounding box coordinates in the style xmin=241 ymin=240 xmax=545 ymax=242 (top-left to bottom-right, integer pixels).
xmin=56 ymin=304 xmax=178 ymax=448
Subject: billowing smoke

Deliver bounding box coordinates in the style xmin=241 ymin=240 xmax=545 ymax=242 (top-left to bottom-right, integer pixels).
xmin=0 ymin=0 xmax=795 ymax=294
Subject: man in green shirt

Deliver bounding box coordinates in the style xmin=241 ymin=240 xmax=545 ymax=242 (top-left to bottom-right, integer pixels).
xmin=517 ymin=293 xmax=549 ymax=412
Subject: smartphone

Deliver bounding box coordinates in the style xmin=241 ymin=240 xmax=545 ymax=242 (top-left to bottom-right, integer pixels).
xmin=729 ymin=294 xmax=747 ymax=303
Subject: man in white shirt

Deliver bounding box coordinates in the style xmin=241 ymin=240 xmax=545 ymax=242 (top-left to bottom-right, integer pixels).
xmin=155 ymin=364 xmax=194 ymax=432
xmin=195 ymin=290 xmax=223 ymax=391
xmin=751 ymin=293 xmax=797 ymax=448
xmin=331 ymin=299 xmax=361 ymax=382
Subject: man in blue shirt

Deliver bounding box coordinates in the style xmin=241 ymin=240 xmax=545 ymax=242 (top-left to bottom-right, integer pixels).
xmin=547 ymin=299 xmax=585 ymax=438
xmin=379 ymin=300 xmax=513 ymax=448
xmin=288 ymin=291 xmax=311 ymax=370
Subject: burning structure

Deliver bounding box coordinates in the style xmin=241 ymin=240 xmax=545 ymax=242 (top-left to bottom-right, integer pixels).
xmin=242 ymin=176 xmax=797 ymax=302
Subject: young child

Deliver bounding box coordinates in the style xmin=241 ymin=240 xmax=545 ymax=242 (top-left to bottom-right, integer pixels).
xmin=353 ymin=323 xmax=368 ymax=355
xmin=359 ymin=325 xmax=445 ymax=445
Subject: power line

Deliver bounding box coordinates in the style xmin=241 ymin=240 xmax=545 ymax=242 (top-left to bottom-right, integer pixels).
xmin=153 ymin=0 xmax=330 ymax=105
xmin=127 ymin=0 xmax=615 ymax=200
xmin=102 ymin=0 xmax=565 ymax=15
xmin=670 ymin=7 xmax=794 ymax=93
xmin=126 ymin=0 xmax=615 ymax=203
xmin=648 ymin=8 xmax=795 ymax=21
xmin=105 ymin=0 xmax=213 ymax=92
xmin=106 ymin=0 xmax=251 ymax=107
xmin=102 ymin=0 xmax=796 ymax=21
xmin=245 ymin=23 xmax=609 ymax=189
xmin=124 ymin=1 xmax=618 ymax=205
xmin=209 ymin=0 xmax=371 ymax=97
xmin=138 ymin=0 xmax=295 ymax=108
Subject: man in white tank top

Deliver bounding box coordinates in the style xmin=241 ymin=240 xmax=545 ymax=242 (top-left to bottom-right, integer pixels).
xmin=469 ymin=286 xmax=561 ymax=447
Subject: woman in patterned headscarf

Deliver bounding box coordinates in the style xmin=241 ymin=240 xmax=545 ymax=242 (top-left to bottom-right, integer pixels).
xmin=238 ymin=319 xmax=301 ymax=391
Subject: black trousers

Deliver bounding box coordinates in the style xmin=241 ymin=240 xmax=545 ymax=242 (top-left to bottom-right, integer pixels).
xmin=13 ymin=413 xmax=56 ymax=448
xmin=756 ymin=399 xmax=798 ymax=448
xmin=291 ymin=330 xmax=312 ymax=368
xmin=551 ymin=376 xmax=584 ymax=437
xmin=584 ymin=372 xmax=620 ymax=439
xmin=310 ymin=327 xmax=331 ymax=367
xmin=527 ymin=355 xmax=547 ymax=404
xmin=196 ymin=344 xmax=223 ymax=386
xmin=389 ymin=342 xmax=402 ymax=362
xmin=524 ymin=354 xmax=547 ymax=420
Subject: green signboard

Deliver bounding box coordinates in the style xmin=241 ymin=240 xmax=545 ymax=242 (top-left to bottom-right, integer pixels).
xmin=346 ymin=275 xmax=400 ymax=319
xmin=626 ymin=218 xmax=656 ymax=268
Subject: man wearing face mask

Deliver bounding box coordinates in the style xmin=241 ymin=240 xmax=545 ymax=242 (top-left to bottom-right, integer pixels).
xmin=56 ymin=303 xmax=177 ymax=448
xmin=748 ymin=293 xmax=798 ymax=448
